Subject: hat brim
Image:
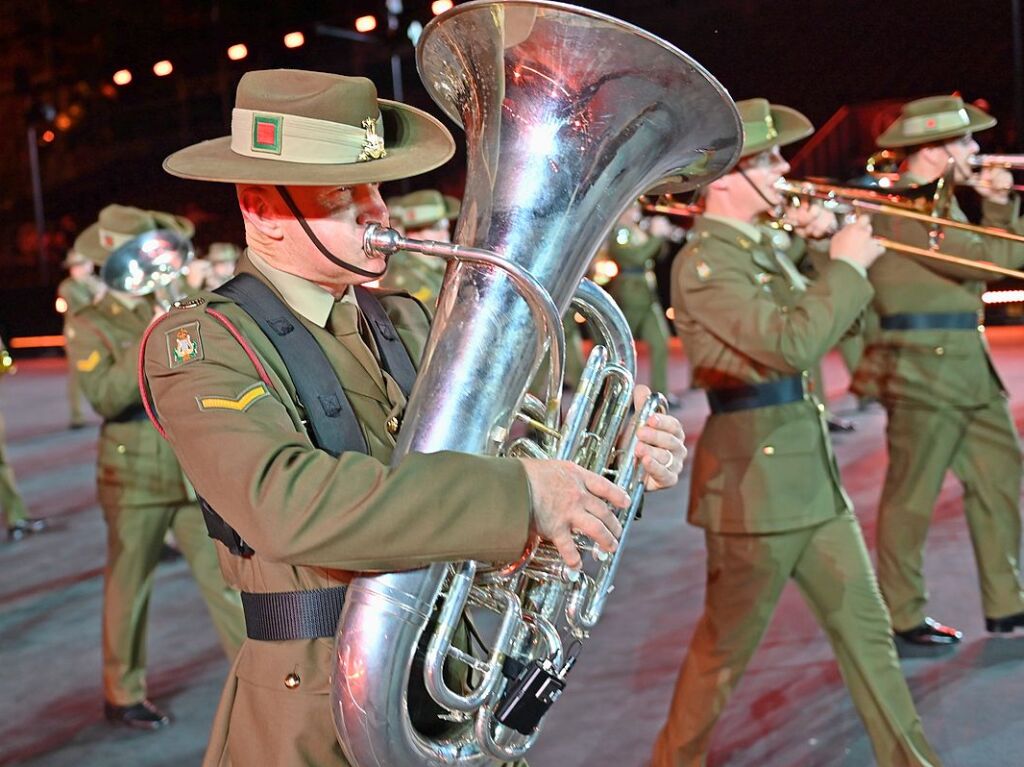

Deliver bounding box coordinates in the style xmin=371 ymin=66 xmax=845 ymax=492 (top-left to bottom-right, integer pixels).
xmin=163 ymin=100 xmax=456 ymax=185
xmin=741 ymin=105 xmax=814 ymax=159
xmin=877 ymin=104 xmax=996 ymax=149
xmin=73 ymin=214 xmax=194 ymax=265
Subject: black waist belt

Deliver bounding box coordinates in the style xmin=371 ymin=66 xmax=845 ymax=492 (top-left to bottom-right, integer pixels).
xmin=107 ymin=405 xmax=151 ymax=423
xmin=880 ymin=312 xmax=980 ymax=331
xmin=241 ymin=587 xmax=347 ymax=641
xmin=706 ymin=375 xmax=805 ymax=414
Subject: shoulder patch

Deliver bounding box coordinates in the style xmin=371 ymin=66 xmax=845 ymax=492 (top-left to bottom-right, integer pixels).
xmin=196 ymin=383 xmax=269 ymax=412
xmin=166 ymin=321 xmax=204 ymax=368
xmin=76 ymin=349 xmax=101 ymax=372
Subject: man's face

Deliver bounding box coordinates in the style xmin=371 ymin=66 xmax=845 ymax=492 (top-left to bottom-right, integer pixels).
xmin=70 ymin=261 xmax=93 ymax=280
xmin=274 ymin=183 xmax=391 ymax=290
xmin=735 ymin=146 xmax=791 ymax=211
xmin=943 ymin=133 xmax=980 ymax=182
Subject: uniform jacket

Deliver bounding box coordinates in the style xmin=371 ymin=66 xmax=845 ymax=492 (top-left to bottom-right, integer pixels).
xmin=607 ymin=228 xmax=666 ymax=329
xmin=379 ymin=249 xmax=445 ymax=306
xmin=673 ymin=216 xmax=873 ymax=534
xmin=57 ymin=277 xmax=97 ymax=315
xmin=141 ymin=253 xmax=532 ymax=744
xmin=66 ymin=293 xmax=192 ymax=508
xmin=852 ymin=184 xmax=1024 ymax=407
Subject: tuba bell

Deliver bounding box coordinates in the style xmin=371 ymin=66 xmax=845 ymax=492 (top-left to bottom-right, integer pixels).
xmin=331 ymin=2 xmax=741 ymax=765
xmin=100 ymin=228 xmax=194 ymax=308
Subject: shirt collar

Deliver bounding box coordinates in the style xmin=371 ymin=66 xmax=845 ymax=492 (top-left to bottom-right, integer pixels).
xmin=701 ymin=213 xmax=764 ymax=245
xmin=247 ymin=250 xmax=346 ymax=328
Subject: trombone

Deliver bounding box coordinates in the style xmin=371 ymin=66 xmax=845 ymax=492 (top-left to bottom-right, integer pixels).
xmin=775 ymin=177 xmax=1024 ymax=281
xmin=965 ymin=154 xmax=1024 ymax=193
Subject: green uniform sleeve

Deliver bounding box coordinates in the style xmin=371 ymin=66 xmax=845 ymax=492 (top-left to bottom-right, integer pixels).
xmin=680 ymin=251 xmax=873 ymax=374
xmin=142 ymin=309 xmax=532 ymax=572
xmin=67 ymin=313 xmax=144 ymax=419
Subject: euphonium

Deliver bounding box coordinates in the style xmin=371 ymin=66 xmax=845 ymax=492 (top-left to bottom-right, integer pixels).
xmin=331 ymin=3 xmax=741 ymax=765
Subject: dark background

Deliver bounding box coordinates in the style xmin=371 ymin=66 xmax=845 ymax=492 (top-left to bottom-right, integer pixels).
xmin=0 ymin=0 xmax=1018 ymax=337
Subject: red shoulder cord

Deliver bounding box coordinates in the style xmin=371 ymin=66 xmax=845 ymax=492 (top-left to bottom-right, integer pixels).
xmin=138 ymin=307 xmax=276 ymax=441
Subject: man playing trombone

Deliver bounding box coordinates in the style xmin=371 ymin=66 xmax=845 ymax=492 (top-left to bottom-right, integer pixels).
xmin=652 ymin=98 xmax=940 ymax=767
xmin=852 ymin=95 xmax=1024 ymax=645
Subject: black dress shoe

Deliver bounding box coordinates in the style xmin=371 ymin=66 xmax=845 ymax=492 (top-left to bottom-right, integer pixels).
xmin=827 ymin=416 xmax=856 ymax=433
xmin=985 ymin=611 xmax=1024 ymax=634
xmin=894 ymin=617 xmax=962 ymax=646
xmin=6 ymin=518 xmax=51 ymax=542
xmin=104 ymin=699 xmax=171 ymax=731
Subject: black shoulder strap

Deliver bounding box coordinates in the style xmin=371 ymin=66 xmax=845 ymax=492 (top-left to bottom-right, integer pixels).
xmin=354 ymin=287 xmax=417 ymax=397
xmin=215 ymin=273 xmax=366 ymax=457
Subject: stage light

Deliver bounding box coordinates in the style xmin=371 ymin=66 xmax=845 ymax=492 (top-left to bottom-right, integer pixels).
xmin=41 ymin=130 xmax=55 ymax=143
xmin=54 ymin=113 xmax=72 ymax=131
xmin=355 ymin=15 xmax=378 ymax=33
xmin=407 ymin=20 xmax=423 ymax=44
xmin=227 ymin=43 xmax=248 ymax=61
xmin=153 ymin=60 xmax=173 ymax=77
xmin=112 ymin=69 xmax=132 ymax=86
xmin=432 ymin=0 xmax=454 ymax=14
xmin=284 ymin=31 xmax=305 ymax=48
xmin=983 ymin=289 xmax=1024 ymax=304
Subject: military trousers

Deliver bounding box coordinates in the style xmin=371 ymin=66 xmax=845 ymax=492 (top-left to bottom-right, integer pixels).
xmin=67 ymin=367 xmax=86 ymax=426
xmin=651 ymin=512 xmax=940 ymax=767
xmin=877 ymin=397 xmax=1024 ymax=631
xmin=0 ymin=415 xmax=27 ymax=526
xmin=101 ymin=499 xmax=244 ymax=705
xmin=629 ymin=304 xmax=671 ymax=395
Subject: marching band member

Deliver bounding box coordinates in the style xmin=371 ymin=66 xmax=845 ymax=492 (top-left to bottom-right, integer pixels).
xmin=652 ymin=98 xmax=940 ymax=767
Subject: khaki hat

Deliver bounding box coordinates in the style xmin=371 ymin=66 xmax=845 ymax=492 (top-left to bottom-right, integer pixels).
xmin=163 ymin=69 xmax=456 ymax=186
xmin=877 ymin=94 xmax=996 ymax=149
xmin=392 ymin=190 xmax=461 ymax=230
xmin=74 ymin=205 xmax=195 ymax=265
xmin=737 ymin=98 xmax=814 ymax=159
xmin=62 ymin=249 xmax=89 ymax=268
xmin=206 ymin=242 xmax=241 ymax=263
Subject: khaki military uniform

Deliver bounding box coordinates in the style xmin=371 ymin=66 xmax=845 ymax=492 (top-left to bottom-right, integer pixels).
xmin=58 ymin=276 xmax=98 ymax=425
xmin=852 ymin=182 xmax=1024 ymax=630
xmin=652 ymin=216 xmax=939 ymax=767
xmin=0 ymin=339 xmax=28 ymax=527
xmin=66 ymin=292 xmax=244 ymax=706
xmin=607 ymin=228 xmax=671 ymax=393
xmin=379 ymin=249 xmax=446 ymax=306
xmin=142 ymin=253 xmax=532 ymax=767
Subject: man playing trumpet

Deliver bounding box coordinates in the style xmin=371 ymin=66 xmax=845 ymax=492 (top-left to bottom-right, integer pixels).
xmin=852 ymin=95 xmax=1024 ymax=645
xmin=652 ymin=98 xmax=940 ymax=767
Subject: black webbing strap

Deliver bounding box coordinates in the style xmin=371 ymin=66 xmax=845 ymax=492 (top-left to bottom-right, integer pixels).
xmin=216 ymin=273 xmax=366 ymax=456
xmin=240 ymin=587 xmax=347 ymax=641
xmin=354 ymin=286 xmax=417 ymax=396
xmin=706 ymin=375 xmax=805 ymax=414
xmin=880 ymin=312 xmax=981 ymax=331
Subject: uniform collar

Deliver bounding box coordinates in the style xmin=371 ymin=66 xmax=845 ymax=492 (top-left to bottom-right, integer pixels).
xmin=247 ymin=249 xmax=354 ymax=328
xmin=700 ymin=214 xmax=764 ymax=247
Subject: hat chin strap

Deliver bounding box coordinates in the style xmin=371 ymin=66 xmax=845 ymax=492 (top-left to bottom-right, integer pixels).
xmin=275 ymin=186 xmax=385 ymax=279
xmin=738 ymin=167 xmax=782 ymax=217
xmin=942 ymin=147 xmax=971 ymax=181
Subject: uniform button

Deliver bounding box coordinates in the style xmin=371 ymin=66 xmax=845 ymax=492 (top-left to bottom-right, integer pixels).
xmin=386 ymin=416 xmax=400 ymax=435
xmin=817 ymin=402 xmax=826 ymax=413
xmin=116 ymin=444 xmax=126 ymax=454
xmin=934 ymin=346 xmax=945 ymax=356
xmin=762 ymin=445 xmax=775 ymax=456
xmin=284 ymin=672 xmax=301 ymax=690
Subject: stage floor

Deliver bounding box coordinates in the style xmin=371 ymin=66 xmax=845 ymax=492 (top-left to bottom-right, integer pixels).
xmin=2 ymin=331 xmax=1024 ymax=767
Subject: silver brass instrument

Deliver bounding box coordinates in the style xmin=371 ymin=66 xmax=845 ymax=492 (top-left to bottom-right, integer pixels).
xmin=100 ymin=228 xmax=195 ymax=308
xmin=331 ymin=2 xmax=741 ymax=766
xmin=970 ymin=153 xmax=1024 ymax=171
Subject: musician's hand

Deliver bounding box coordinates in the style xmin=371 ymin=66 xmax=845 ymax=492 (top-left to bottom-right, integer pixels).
xmin=976 ymin=166 xmax=1012 ymax=205
xmin=783 ymin=203 xmax=838 ymax=239
xmin=830 ymin=215 xmax=885 ymax=270
xmin=519 ymin=458 xmax=628 ymax=569
xmin=632 ymin=384 xmax=686 ymax=491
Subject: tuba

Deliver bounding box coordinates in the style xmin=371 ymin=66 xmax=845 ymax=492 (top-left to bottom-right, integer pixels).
xmin=331 ymin=2 xmax=741 ymax=765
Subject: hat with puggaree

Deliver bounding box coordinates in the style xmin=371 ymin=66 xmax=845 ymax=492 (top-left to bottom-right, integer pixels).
xmin=737 ymin=98 xmax=814 ymax=159
xmin=74 ymin=205 xmax=195 ymax=265
xmin=392 ymin=190 xmax=461 ymax=230
xmin=164 ymin=69 xmax=456 ymax=186
xmin=62 ymin=249 xmax=89 ymax=268
xmin=877 ymin=94 xmax=996 ymax=149
xmin=206 ymin=242 xmax=241 ymax=263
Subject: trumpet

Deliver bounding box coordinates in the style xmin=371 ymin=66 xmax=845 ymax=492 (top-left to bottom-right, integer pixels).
xmin=776 ymin=177 xmax=1024 ymax=281
xmin=970 ymin=154 xmax=1024 ymax=171
xmin=0 ymin=348 xmax=16 ymax=377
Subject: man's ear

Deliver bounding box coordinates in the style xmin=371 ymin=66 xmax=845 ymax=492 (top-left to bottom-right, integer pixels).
xmin=708 ymin=172 xmax=736 ymax=193
xmin=237 ymin=185 xmax=285 ymax=240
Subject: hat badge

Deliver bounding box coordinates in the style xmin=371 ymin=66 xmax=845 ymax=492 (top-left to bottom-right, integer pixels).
xmin=358 ymin=117 xmax=388 ymax=162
